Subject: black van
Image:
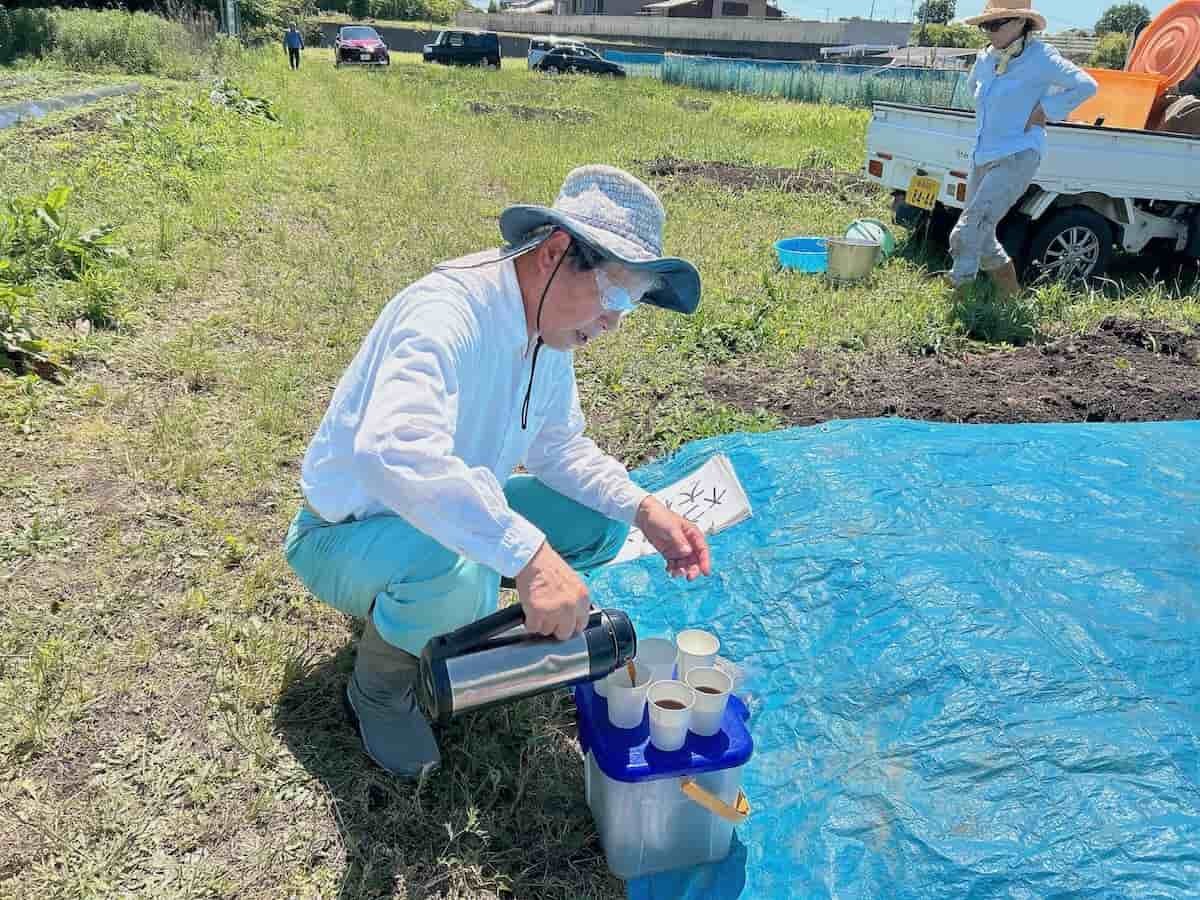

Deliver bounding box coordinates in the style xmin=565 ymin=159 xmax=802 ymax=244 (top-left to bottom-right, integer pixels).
xmin=422 ymin=30 xmax=502 ymax=68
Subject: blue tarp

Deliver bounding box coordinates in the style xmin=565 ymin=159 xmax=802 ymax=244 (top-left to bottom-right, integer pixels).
xmin=589 ymin=419 xmax=1200 ymax=899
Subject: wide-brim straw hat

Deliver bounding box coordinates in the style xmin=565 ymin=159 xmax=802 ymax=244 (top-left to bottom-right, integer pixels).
xmin=498 ymin=165 xmax=701 ymax=315
xmin=963 ymin=0 xmax=1047 ymax=32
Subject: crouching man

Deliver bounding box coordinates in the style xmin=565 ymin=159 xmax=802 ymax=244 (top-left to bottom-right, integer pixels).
xmin=285 ymin=166 xmax=713 ymax=777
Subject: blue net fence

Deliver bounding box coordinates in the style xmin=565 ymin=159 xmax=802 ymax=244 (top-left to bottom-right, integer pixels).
xmin=602 ymin=49 xmax=665 ymax=79
xmin=660 ymin=55 xmax=975 ymax=110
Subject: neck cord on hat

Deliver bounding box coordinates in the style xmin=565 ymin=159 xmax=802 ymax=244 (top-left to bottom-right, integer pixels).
xmin=520 ymin=241 xmax=571 ymax=430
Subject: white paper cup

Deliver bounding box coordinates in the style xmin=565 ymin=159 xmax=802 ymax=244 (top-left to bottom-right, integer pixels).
xmin=606 ymin=666 xmax=652 ymax=730
xmin=647 ymin=681 xmax=696 ymax=752
xmin=635 ymin=638 xmax=678 ymax=684
xmin=685 ymin=666 xmax=733 ymax=737
xmin=714 ymin=655 xmax=744 ymax=693
xmin=676 ymin=629 xmax=720 ymax=682
xmin=592 ymin=672 xmax=609 ymax=698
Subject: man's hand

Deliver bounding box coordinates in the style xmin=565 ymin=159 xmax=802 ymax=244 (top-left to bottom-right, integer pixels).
xmin=515 ymin=541 xmax=591 ymax=640
xmin=1025 ymin=104 xmax=1048 ymax=131
xmin=635 ymin=497 xmax=713 ymax=580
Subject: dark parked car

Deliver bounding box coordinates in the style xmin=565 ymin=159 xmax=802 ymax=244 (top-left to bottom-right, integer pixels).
xmin=535 ymin=46 xmax=625 ymax=77
xmin=527 ymin=37 xmax=589 ymax=69
xmin=333 ymin=26 xmax=390 ymax=67
xmin=422 ymin=30 xmax=501 ymax=68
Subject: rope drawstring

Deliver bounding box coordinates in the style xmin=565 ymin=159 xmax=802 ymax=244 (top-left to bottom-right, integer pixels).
xmin=521 ymin=240 xmax=571 ymax=430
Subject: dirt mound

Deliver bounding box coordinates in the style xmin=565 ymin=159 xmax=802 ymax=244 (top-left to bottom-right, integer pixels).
xmin=30 ymin=109 xmax=112 ymax=137
xmin=466 ymin=100 xmax=594 ymax=124
xmin=642 ymin=157 xmax=880 ymax=200
xmin=707 ymin=318 xmax=1200 ymax=425
xmin=1098 ymin=316 xmax=1199 ymax=356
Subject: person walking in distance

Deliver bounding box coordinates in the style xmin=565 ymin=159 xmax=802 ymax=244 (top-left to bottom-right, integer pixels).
xmin=283 ymin=23 xmax=304 ymax=71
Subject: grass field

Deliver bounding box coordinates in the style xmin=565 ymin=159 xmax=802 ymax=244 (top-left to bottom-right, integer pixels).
xmin=2 ymin=50 xmax=1198 ymax=899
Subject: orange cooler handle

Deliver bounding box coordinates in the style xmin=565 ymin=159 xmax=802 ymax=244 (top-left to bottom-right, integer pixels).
xmin=680 ymin=779 xmax=752 ymax=824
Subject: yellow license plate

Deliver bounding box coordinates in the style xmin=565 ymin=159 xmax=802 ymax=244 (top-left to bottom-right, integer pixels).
xmin=906 ymin=175 xmax=941 ymax=211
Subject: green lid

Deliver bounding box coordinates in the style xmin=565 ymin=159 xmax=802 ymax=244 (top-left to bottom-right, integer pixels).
xmin=846 ymin=218 xmax=896 ymax=258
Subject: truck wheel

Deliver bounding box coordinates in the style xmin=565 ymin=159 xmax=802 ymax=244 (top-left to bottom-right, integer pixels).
xmin=1026 ymin=208 xmax=1113 ymax=283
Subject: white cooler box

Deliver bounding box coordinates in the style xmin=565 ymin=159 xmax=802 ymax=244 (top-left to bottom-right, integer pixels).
xmin=575 ymin=683 xmax=754 ymax=881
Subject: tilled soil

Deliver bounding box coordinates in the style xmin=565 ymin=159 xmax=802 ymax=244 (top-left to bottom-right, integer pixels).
xmin=707 ymin=318 xmax=1200 ymax=425
xmin=642 ymin=157 xmax=880 ymax=200
xmin=466 ymin=100 xmax=594 ymax=124
xmin=29 ymin=108 xmax=113 ymax=137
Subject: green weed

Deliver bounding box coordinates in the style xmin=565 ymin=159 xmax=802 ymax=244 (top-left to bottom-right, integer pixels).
xmin=650 ymin=399 xmax=782 ymax=456
xmin=0 ymin=187 xmax=124 ymax=283
xmin=951 ymin=281 xmax=1039 ymax=346
xmin=49 ymin=8 xmax=204 ymax=78
xmin=0 ymin=372 xmax=46 ymax=429
xmin=1 ymin=274 xmax=63 ymax=380
xmin=54 ymin=267 xmax=133 ymax=330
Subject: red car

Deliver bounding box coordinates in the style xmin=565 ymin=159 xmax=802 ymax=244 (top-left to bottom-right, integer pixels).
xmin=334 ymin=26 xmax=390 ymax=67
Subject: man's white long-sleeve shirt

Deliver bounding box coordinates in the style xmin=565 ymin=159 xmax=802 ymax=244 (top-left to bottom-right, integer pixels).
xmin=300 ymin=255 xmax=650 ymax=578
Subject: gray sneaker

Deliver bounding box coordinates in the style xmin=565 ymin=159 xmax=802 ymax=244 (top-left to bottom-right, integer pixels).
xmin=345 ymin=617 xmax=441 ymax=779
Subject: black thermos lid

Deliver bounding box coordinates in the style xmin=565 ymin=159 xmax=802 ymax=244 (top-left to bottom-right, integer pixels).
xmin=586 ymin=608 xmax=637 ymax=679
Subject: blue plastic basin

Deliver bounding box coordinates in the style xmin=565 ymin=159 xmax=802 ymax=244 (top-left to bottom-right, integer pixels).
xmin=775 ymin=237 xmax=828 ymax=273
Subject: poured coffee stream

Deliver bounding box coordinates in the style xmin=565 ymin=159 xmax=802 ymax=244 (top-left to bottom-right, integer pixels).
xmin=656 ymin=699 xmax=686 ymax=710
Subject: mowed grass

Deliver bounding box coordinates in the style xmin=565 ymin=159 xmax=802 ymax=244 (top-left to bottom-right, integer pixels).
xmin=2 ymin=49 xmax=1199 ymax=899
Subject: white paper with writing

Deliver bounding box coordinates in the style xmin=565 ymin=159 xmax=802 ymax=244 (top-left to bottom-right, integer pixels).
xmin=609 ymin=454 xmax=752 ymax=565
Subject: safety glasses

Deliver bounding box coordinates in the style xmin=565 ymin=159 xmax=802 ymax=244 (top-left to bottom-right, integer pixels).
xmin=595 ymin=268 xmax=640 ymax=315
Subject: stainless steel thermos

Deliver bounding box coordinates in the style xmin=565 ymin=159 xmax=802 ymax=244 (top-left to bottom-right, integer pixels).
xmin=418 ymin=605 xmax=637 ymax=724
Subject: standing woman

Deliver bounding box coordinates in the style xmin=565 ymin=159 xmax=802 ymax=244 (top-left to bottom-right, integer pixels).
xmin=949 ymin=1 xmax=1097 ymax=297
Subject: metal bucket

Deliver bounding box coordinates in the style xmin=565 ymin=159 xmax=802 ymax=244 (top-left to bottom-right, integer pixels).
xmin=826 ymin=238 xmax=881 ymax=283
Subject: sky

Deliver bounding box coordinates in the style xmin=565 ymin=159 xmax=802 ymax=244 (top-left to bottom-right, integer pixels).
xmin=776 ymin=1 xmax=1172 ymax=31
xmin=471 ymin=0 xmax=1174 ymax=32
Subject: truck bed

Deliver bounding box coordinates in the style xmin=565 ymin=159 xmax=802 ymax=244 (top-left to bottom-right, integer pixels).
xmin=868 ymin=102 xmax=1200 ymax=206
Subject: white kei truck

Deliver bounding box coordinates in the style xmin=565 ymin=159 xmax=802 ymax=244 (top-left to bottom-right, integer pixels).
xmin=864 ymin=102 xmax=1200 ymax=281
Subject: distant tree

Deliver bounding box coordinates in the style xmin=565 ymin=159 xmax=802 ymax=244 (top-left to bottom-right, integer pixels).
xmin=487 ymin=0 xmax=498 ymax=9
xmin=916 ymin=0 xmax=956 ymax=26
xmin=919 ymin=23 xmax=985 ymax=49
xmin=350 ymin=0 xmax=371 ymax=17
xmin=1089 ymin=31 xmax=1131 ymax=68
xmin=1095 ymin=3 xmax=1151 ymax=35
